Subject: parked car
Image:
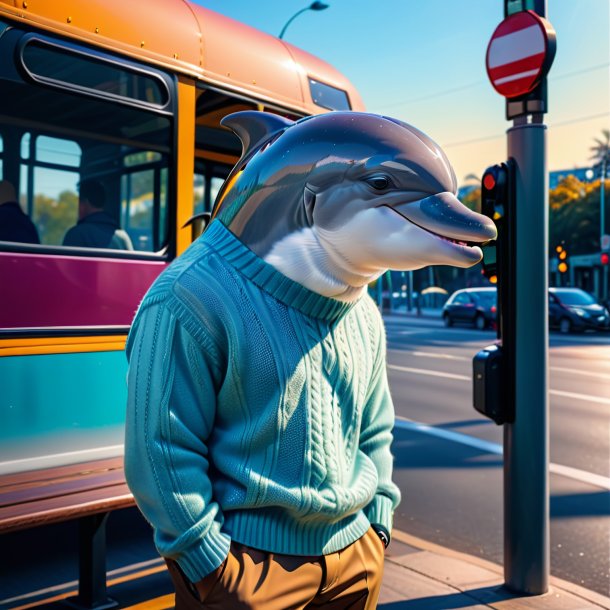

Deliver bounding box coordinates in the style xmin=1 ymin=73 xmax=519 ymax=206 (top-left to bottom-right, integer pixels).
xmin=548 ymin=288 xmax=610 ymax=333
xmin=442 ymin=287 xmax=497 ymax=330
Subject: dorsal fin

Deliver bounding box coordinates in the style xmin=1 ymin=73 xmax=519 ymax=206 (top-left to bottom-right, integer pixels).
xmin=221 ymin=111 xmax=294 ymax=159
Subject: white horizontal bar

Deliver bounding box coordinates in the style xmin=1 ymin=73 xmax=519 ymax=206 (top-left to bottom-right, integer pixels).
xmin=494 ymin=69 xmax=539 ymax=86
xmin=488 ymin=25 xmax=545 ymax=68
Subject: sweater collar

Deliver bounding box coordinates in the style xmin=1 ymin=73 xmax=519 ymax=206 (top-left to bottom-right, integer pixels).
xmin=202 ymin=221 xmax=360 ymax=321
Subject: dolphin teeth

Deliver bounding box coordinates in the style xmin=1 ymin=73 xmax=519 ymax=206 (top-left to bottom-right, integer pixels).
xmin=438 ymin=234 xmax=469 ymax=247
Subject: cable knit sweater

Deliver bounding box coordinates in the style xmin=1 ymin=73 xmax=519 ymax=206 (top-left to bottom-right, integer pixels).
xmin=124 ymin=220 xmax=401 ymax=583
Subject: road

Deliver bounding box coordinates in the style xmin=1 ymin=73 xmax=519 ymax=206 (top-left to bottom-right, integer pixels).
xmin=384 ymin=311 xmax=610 ymax=596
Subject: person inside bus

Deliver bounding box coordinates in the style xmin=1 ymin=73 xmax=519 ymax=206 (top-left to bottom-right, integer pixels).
xmin=0 ymin=180 xmax=40 ymax=244
xmin=63 ymin=179 xmax=133 ymax=250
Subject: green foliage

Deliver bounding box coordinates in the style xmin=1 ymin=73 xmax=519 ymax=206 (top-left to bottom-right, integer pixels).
xmin=549 ymin=176 xmax=605 ymax=256
xmin=32 ymin=190 xmax=78 ymax=245
xmin=460 ymin=186 xmax=481 ymax=213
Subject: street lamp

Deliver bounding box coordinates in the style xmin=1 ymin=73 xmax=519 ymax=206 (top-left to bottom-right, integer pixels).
xmin=278 ymin=2 xmax=329 ymax=40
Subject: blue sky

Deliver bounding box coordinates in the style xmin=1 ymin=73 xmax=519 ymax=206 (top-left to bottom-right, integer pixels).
xmin=191 ymin=0 xmax=609 ymax=185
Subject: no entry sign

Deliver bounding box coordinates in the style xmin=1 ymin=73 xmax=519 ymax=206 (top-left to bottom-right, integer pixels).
xmin=486 ymin=11 xmax=556 ymax=99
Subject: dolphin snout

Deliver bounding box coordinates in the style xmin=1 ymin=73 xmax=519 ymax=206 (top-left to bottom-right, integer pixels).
xmin=394 ymin=192 xmax=497 ymax=243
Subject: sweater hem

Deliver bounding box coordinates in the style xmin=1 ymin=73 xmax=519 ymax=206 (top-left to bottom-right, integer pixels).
xmin=225 ymin=509 xmax=371 ymax=556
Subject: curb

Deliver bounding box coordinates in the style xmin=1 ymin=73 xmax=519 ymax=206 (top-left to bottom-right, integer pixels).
xmin=390 ymin=529 xmax=610 ymax=609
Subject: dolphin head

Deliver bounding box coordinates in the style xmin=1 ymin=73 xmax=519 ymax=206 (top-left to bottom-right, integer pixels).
xmin=213 ymin=111 xmax=497 ymax=296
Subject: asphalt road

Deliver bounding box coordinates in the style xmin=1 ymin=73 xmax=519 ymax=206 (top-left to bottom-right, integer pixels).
xmin=384 ymin=311 xmax=610 ymax=597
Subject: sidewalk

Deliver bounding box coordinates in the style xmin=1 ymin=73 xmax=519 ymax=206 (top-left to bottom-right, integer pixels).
xmin=379 ymin=530 xmax=610 ymax=609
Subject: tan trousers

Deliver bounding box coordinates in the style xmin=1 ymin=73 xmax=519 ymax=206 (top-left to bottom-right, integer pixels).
xmin=167 ymin=526 xmax=385 ymax=609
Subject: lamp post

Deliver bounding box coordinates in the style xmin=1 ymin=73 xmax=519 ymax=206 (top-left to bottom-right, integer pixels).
xmin=279 ymin=2 xmax=329 ymax=40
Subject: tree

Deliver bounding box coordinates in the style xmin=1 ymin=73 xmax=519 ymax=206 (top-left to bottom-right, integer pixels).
xmin=589 ymin=128 xmax=610 ymax=171
xmin=32 ymin=190 xmax=78 ymax=245
xmin=589 ymin=129 xmax=609 ymax=239
xmin=549 ymin=175 xmax=600 ymax=255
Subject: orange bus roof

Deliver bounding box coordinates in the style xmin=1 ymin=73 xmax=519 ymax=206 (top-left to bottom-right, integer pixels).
xmin=0 ymin=0 xmax=364 ymax=114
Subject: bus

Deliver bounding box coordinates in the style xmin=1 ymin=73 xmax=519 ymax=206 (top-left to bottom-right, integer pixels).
xmin=0 ymin=0 xmax=364 ymax=476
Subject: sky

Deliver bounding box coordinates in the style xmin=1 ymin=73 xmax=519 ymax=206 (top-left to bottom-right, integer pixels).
xmin=191 ymin=0 xmax=609 ymax=186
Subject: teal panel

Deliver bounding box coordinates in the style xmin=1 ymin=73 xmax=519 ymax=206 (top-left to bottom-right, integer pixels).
xmin=0 ymin=350 xmax=128 ymax=455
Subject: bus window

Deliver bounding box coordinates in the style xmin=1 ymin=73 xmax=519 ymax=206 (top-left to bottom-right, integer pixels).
xmin=308 ymin=78 xmax=351 ymax=111
xmin=19 ymin=134 xmax=81 ymax=246
xmin=193 ymin=167 xmax=228 ymax=217
xmin=0 ymin=35 xmax=173 ymax=254
xmin=194 ymin=173 xmax=205 ymax=215
xmin=22 ymin=38 xmax=169 ymax=109
xmin=120 ymin=151 xmax=169 ymax=252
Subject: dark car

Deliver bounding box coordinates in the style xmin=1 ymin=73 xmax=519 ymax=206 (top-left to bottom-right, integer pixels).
xmin=442 ymin=288 xmax=497 ymax=330
xmin=548 ymin=288 xmax=610 ymax=333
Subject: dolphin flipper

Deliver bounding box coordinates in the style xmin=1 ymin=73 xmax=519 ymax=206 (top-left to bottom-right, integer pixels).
xmin=221 ymin=111 xmax=294 ymax=159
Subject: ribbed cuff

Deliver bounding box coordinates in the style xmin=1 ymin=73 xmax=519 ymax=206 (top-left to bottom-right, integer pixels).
xmin=176 ymin=525 xmax=231 ymax=583
xmin=363 ymin=494 xmax=394 ymax=536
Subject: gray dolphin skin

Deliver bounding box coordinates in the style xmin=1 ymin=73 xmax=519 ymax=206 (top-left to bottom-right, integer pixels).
xmin=212 ymin=111 xmax=497 ymax=301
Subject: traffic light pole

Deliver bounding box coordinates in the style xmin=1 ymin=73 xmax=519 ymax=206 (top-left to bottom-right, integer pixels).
xmin=504 ymin=118 xmax=550 ymax=594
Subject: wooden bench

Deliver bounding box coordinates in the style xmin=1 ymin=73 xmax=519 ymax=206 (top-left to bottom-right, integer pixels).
xmin=0 ymin=457 xmax=135 ymax=609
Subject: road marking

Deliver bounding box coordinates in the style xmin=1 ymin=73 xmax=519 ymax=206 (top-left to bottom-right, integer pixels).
xmin=387 ymin=364 xmax=470 ymax=381
xmin=393 ymin=355 xmax=610 ymax=378
xmin=394 ymin=417 xmax=610 ymax=490
xmin=388 ymin=365 xmax=610 ymax=405
xmin=550 ymin=389 xmax=610 ymax=406
xmin=394 ymin=417 xmax=502 ymax=454
xmin=548 ymin=464 xmax=610 ymax=490
xmin=410 ymin=350 xmax=470 ymax=361
xmin=550 ymin=366 xmax=610 ymax=380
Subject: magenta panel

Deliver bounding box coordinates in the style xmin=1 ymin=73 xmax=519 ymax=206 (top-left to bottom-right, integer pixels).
xmin=0 ymin=252 xmax=167 ymax=328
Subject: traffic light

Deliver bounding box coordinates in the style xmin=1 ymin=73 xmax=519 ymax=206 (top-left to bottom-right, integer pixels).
xmin=480 ymin=163 xmax=512 ymax=283
xmin=602 ymin=252 xmax=609 ymax=266
xmin=556 ymin=244 xmax=568 ymax=274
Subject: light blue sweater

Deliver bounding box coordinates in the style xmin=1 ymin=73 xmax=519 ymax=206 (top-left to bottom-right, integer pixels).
xmin=124 ymin=221 xmax=401 ymax=583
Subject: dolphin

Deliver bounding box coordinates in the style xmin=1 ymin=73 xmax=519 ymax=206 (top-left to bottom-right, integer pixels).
xmin=212 ymin=111 xmax=497 ymax=301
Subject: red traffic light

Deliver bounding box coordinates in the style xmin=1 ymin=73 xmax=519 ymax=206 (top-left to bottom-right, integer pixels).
xmin=483 ymin=173 xmax=496 ymax=190
xmin=602 ymin=252 xmax=609 ymax=266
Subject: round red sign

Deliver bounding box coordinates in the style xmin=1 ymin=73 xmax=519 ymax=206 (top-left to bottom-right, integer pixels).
xmin=486 ymin=11 xmax=556 ymax=99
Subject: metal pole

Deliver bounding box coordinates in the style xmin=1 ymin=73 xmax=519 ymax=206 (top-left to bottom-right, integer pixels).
xmin=504 ymin=119 xmax=550 ymax=594
xmin=387 ymin=271 xmax=394 ymax=311
xmin=407 ymin=270 xmax=413 ymax=311
xmin=601 ymin=158 xmax=607 ymax=299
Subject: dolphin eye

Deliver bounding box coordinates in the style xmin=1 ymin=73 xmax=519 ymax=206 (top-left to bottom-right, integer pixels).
xmin=366 ymin=175 xmax=391 ymax=190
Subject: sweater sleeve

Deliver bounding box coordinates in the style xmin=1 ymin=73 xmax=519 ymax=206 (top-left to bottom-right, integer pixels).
xmin=124 ymin=300 xmax=230 ymax=583
xmin=359 ymin=317 xmax=401 ymax=536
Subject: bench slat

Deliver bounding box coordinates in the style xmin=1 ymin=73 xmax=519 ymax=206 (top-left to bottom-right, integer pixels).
xmin=0 ymin=482 xmax=134 ymax=532
xmin=0 ymin=457 xmax=124 ymax=488
xmin=0 ymin=457 xmax=135 ymax=533
xmin=0 ymin=470 xmax=128 ymax=508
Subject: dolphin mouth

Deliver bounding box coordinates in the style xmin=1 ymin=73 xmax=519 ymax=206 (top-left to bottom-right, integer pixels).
xmin=383 ymin=190 xmax=497 ymax=252
xmin=384 ymin=205 xmax=490 ymax=249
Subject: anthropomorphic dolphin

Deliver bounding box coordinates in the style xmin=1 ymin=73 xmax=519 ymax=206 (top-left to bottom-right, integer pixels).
xmin=213 ymin=111 xmax=497 ymax=302
xmin=126 ymin=109 xmax=498 ymax=608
